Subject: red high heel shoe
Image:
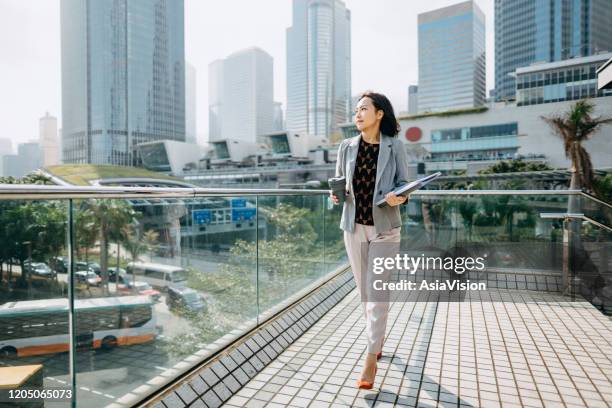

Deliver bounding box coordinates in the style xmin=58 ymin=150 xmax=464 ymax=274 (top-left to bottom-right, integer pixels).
xmin=376 ymin=351 xmax=382 ymax=360
xmin=356 ymin=365 xmax=377 ymax=389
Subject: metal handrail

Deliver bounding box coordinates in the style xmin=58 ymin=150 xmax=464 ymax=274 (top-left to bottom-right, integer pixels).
xmin=540 ymin=212 xmax=612 ymax=232
xmin=579 ymin=191 xmax=612 ymax=209
xmin=0 ymin=184 xmax=584 ymax=199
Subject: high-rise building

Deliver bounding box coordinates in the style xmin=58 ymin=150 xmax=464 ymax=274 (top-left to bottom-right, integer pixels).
xmin=60 ymin=0 xmax=185 ymax=165
xmin=0 ymin=138 xmax=12 ymax=156
xmin=185 ymin=62 xmax=197 ymax=145
xmin=40 ymin=112 xmax=59 ymax=166
xmin=286 ymin=0 xmax=351 ymax=139
xmin=417 ymin=1 xmax=486 ymax=113
xmin=208 ymin=47 xmax=274 ymax=143
xmin=273 ymin=102 xmax=284 ymax=132
xmin=495 ymin=0 xmax=612 ymax=102
xmin=408 ymin=85 xmax=419 ymax=115
xmin=2 ymin=142 xmax=42 ymax=178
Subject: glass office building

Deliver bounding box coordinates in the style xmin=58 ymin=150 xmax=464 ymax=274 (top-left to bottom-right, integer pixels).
xmin=286 ymin=0 xmax=351 ymax=139
xmin=495 ymin=0 xmax=612 ymax=102
xmin=208 ymin=48 xmax=274 ymax=144
xmin=430 ymin=123 xmax=519 ymax=161
xmin=417 ymin=1 xmax=486 ymax=113
xmin=516 ymin=52 xmax=612 ymax=106
xmin=61 ymin=0 xmax=186 ymax=165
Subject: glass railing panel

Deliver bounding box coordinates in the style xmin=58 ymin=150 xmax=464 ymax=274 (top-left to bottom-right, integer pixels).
xmin=256 ymin=194 xmax=326 ymax=317
xmin=400 ymin=193 xmax=571 ymax=293
xmin=572 ymin=211 xmax=612 ymax=315
xmin=0 ymin=199 xmax=70 ymax=407
xmin=579 ymin=193 xmax=612 ymax=229
xmin=324 ymin=194 xmax=348 ymax=274
xmin=72 ymin=196 xmax=258 ymax=406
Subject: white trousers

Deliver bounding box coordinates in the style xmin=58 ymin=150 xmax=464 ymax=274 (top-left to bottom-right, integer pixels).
xmin=344 ymin=223 xmax=401 ymax=354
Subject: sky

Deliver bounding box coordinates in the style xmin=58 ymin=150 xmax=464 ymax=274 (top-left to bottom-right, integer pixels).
xmin=0 ymin=0 xmax=494 ymax=149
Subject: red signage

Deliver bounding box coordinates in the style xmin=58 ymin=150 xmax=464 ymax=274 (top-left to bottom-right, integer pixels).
xmin=405 ymin=127 xmax=422 ymax=142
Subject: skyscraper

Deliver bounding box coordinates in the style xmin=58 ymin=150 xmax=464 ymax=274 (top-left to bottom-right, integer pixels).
xmin=40 ymin=112 xmax=59 ymax=166
xmin=418 ymin=1 xmax=486 ymax=113
xmin=286 ymin=0 xmax=351 ymax=139
xmin=273 ymin=102 xmax=285 ymax=132
xmin=60 ymin=0 xmax=185 ymax=165
xmin=495 ymin=0 xmax=612 ymax=102
xmin=185 ymin=62 xmax=197 ymax=145
xmin=408 ymin=85 xmax=419 ymax=115
xmin=208 ymin=47 xmax=274 ymax=143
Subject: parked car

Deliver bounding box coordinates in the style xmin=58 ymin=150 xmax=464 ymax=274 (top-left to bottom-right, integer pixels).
xmin=75 ymin=270 xmax=101 ymax=286
xmin=29 ymin=262 xmax=56 ymax=279
xmin=107 ymin=267 xmax=126 ymax=282
xmin=86 ymin=262 xmax=101 ymax=276
xmin=50 ymin=256 xmax=68 ymax=273
xmin=166 ymin=286 xmax=206 ymax=313
xmin=118 ymin=280 xmax=161 ymax=301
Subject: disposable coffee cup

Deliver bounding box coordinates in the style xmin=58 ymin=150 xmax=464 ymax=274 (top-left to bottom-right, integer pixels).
xmin=328 ymin=176 xmax=346 ymax=203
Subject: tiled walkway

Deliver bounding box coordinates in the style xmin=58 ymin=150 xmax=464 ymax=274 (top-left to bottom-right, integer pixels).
xmin=222 ymin=288 xmax=612 ymax=408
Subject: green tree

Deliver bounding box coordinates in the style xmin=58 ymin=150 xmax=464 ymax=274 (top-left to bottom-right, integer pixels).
xmin=79 ymin=199 xmax=138 ymax=294
xmin=542 ymin=99 xmax=612 ymax=192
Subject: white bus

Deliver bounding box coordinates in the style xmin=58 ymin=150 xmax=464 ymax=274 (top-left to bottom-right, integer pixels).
xmin=0 ymin=296 xmax=157 ymax=358
xmin=125 ymin=262 xmax=189 ymax=290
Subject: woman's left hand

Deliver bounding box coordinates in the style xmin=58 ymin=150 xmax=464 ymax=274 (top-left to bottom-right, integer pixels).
xmin=385 ymin=192 xmax=408 ymax=207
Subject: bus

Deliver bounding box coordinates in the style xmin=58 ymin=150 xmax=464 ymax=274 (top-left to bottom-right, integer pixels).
xmin=0 ymin=296 xmax=158 ymax=358
xmin=125 ymin=262 xmax=189 ymax=290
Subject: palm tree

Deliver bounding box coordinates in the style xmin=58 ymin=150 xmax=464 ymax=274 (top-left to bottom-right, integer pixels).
xmin=542 ymin=99 xmax=612 ymax=294
xmin=82 ymin=200 xmax=138 ymax=294
xmin=542 ymin=99 xmax=612 ymax=192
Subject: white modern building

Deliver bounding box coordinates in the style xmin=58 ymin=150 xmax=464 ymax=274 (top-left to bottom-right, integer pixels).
xmin=185 ymin=62 xmax=197 ymax=145
xmin=286 ymin=0 xmax=351 ymax=140
xmin=398 ymin=97 xmax=612 ymax=174
xmin=136 ymin=140 xmax=209 ymax=175
xmin=208 ymin=47 xmax=274 ymax=144
xmin=39 ymin=112 xmax=59 ymax=166
xmin=418 ymin=0 xmax=486 ymax=113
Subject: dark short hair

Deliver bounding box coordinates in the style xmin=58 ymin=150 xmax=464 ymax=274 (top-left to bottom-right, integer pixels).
xmin=358 ymin=91 xmax=400 ymax=136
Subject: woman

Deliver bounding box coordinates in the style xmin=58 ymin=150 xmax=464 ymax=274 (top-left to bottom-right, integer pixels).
xmin=331 ymin=91 xmax=410 ymax=389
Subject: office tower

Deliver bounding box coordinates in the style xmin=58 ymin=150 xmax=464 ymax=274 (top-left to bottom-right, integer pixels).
xmin=186 ymin=62 xmax=197 ymax=145
xmin=39 ymin=112 xmax=59 ymax=166
xmin=408 ymin=85 xmax=419 ymax=115
xmin=61 ymin=0 xmax=185 ymax=165
xmin=418 ymin=1 xmax=486 ymax=113
xmin=0 ymin=138 xmax=11 ymax=156
xmin=208 ymin=47 xmax=274 ymax=143
xmin=495 ymin=0 xmax=612 ymax=102
xmin=2 ymin=142 xmax=42 ymax=178
xmin=273 ymin=102 xmax=284 ymax=132
xmin=286 ymin=0 xmax=351 ymax=139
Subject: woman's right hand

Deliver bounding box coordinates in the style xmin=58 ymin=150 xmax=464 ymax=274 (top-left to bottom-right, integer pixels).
xmin=330 ymin=193 xmax=339 ymax=205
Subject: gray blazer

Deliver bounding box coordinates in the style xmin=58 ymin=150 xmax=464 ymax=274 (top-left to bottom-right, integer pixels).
xmin=335 ymin=133 xmax=411 ymax=234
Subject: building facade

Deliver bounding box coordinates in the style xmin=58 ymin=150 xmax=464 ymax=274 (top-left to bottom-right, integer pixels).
xmin=60 ymin=0 xmax=186 ymax=165
xmin=1 ymin=142 xmax=42 ymax=178
xmin=39 ymin=112 xmax=59 ymax=166
xmin=185 ymin=62 xmax=197 ymax=145
xmin=516 ymin=52 xmax=612 ymax=106
xmin=408 ymin=85 xmax=419 ymax=115
xmin=273 ymin=102 xmax=284 ymax=132
xmin=208 ymin=47 xmax=274 ymax=144
xmin=495 ymin=0 xmax=612 ymax=102
xmin=417 ymin=0 xmax=486 ymax=113
xmin=286 ymin=0 xmax=351 ymax=139
xmin=399 ymin=97 xmax=612 ymax=172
